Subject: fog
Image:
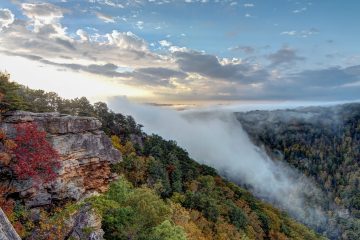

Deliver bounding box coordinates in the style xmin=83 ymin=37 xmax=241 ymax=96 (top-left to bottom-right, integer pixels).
xmin=108 ymin=98 xmax=329 ymax=229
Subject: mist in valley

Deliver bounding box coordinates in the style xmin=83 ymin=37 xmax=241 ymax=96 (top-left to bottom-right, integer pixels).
xmin=109 ymin=98 xmax=333 ymax=232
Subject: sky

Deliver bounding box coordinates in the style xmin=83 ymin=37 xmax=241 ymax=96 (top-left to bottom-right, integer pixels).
xmin=0 ymin=0 xmax=359 ymax=104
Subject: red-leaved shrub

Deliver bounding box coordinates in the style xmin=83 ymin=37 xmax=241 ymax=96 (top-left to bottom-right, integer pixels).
xmin=12 ymin=122 xmax=60 ymax=184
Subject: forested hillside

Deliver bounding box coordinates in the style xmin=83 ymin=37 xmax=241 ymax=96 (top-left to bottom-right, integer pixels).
xmin=0 ymin=73 xmax=325 ymax=239
xmin=236 ymin=104 xmax=360 ymax=239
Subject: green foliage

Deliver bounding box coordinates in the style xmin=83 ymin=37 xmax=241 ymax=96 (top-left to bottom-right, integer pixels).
xmin=149 ymin=220 xmax=187 ymax=240
xmin=90 ymin=177 xmax=173 ymax=240
xmin=109 ymin=131 xmax=323 ymax=240
xmin=0 ymin=72 xmax=26 ymax=112
xmin=256 ymin=210 xmax=271 ymax=234
xmin=229 ymin=205 xmax=248 ymax=230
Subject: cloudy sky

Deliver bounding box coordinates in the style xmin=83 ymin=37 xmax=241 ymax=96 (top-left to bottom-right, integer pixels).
xmin=0 ymin=0 xmax=359 ymax=104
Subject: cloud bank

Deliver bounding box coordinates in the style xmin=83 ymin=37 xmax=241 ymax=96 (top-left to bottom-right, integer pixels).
xmin=1 ymin=1 xmax=360 ymax=102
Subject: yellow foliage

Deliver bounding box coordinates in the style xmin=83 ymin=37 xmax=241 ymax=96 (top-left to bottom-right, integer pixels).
xmin=214 ymin=218 xmax=244 ymax=240
xmin=111 ymin=135 xmax=135 ymax=156
xmin=247 ymin=212 xmax=264 ymax=239
xmin=262 ymin=207 xmax=281 ymax=231
xmin=171 ymin=204 xmax=210 ymax=240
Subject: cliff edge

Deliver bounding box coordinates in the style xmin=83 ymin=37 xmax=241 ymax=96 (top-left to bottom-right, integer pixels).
xmin=1 ymin=111 xmax=122 ymax=207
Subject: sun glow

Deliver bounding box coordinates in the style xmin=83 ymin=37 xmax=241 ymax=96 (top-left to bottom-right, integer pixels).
xmin=0 ymin=54 xmax=152 ymax=102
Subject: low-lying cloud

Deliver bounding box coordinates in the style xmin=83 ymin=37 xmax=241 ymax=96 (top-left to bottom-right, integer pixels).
xmin=108 ymin=98 xmax=329 ymax=230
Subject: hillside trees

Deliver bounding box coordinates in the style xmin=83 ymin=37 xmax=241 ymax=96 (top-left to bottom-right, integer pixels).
xmin=236 ymin=105 xmax=360 ymax=239
xmin=109 ymin=134 xmax=324 ymax=240
xmin=89 ymin=177 xmax=187 ymax=240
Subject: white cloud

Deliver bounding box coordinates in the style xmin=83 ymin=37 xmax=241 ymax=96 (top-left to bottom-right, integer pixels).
xmin=20 ymin=2 xmax=69 ymax=39
xmin=89 ymin=0 xmax=125 ymax=8
xmin=244 ymin=3 xmax=255 ymax=7
xmin=159 ymin=40 xmax=172 ymax=47
xmin=0 ymin=14 xmax=167 ymax=70
xmin=76 ymin=29 xmax=89 ymax=42
xmin=136 ymin=21 xmax=144 ymax=29
xmin=0 ymin=8 xmax=14 ymax=30
xmin=106 ymin=30 xmax=148 ymax=51
xmin=103 ymin=0 xmax=124 ymax=8
xmin=95 ymin=12 xmax=115 ymax=23
xmin=281 ymin=28 xmax=319 ymax=38
xmin=281 ymin=30 xmax=297 ymax=36
xmin=21 ymin=3 xmax=64 ymax=27
xmin=293 ymin=7 xmax=307 ymax=13
xmin=169 ymin=46 xmax=188 ymax=53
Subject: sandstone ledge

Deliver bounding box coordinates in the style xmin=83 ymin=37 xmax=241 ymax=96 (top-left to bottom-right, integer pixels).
xmin=1 ymin=111 xmax=122 ymax=207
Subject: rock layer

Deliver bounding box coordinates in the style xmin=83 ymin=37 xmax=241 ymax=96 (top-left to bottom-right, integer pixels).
xmin=1 ymin=111 xmax=122 ymax=207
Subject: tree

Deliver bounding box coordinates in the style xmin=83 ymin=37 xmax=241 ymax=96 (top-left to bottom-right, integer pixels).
xmin=12 ymin=122 xmax=60 ymax=184
xmin=95 ymin=178 xmax=173 ymax=240
xmin=125 ymin=188 xmax=172 ymax=229
xmin=149 ymin=220 xmax=187 ymax=240
xmin=111 ymin=135 xmax=135 ymax=156
xmin=229 ymin=205 xmax=248 ymax=230
xmin=71 ymin=97 xmax=95 ymax=116
xmin=0 ymin=72 xmax=26 ymax=112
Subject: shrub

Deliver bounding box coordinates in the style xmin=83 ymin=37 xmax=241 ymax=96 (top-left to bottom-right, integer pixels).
xmin=12 ymin=122 xmax=60 ymax=184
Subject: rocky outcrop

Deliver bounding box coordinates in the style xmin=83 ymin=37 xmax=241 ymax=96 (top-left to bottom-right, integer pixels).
xmin=0 ymin=208 xmax=21 ymax=240
xmin=1 ymin=111 xmax=122 ymax=207
xmin=64 ymin=204 xmax=104 ymax=240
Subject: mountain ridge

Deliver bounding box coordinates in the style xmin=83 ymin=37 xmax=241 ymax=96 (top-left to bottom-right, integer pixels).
xmin=236 ymin=103 xmax=360 ymax=239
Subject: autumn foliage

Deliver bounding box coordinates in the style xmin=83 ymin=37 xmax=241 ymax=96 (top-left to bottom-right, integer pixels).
xmin=12 ymin=122 xmax=60 ymax=184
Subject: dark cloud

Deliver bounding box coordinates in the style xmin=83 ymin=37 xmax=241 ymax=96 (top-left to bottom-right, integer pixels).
xmin=267 ymin=47 xmax=305 ymax=67
xmin=1 ymin=50 xmax=122 ymax=77
xmin=174 ymin=50 xmax=269 ymax=83
xmin=1 ymin=50 xmax=188 ymax=87
xmin=125 ymin=67 xmax=188 ymax=87
xmin=291 ymin=65 xmax=360 ymax=87
xmin=55 ymin=38 xmax=76 ymax=50
xmin=137 ymin=67 xmax=187 ymax=79
xmin=156 ymin=64 xmax=360 ymax=102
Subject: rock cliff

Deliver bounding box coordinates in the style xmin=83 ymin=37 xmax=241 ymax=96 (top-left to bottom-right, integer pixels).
xmin=1 ymin=111 xmax=122 ymax=207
